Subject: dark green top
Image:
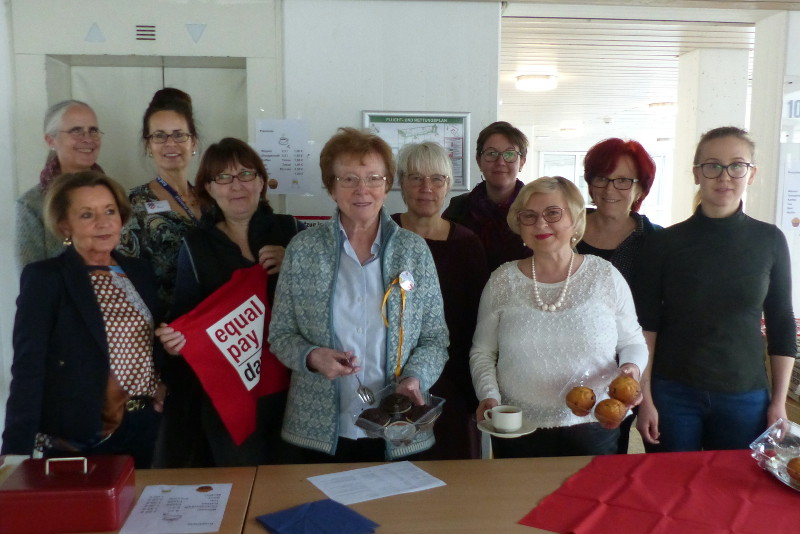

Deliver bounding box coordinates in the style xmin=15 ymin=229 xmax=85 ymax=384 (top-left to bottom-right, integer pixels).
xmin=635 ymin=205 xmax=796 ymax=393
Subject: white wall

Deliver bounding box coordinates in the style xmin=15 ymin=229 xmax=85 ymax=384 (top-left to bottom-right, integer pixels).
xmin=0 ymin=0 xmax=15 ymax=435
xmin=282 ymin=0 xmax=501 ymax=217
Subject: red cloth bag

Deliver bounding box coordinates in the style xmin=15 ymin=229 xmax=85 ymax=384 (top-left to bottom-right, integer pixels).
xmin=169 ymin=265 xmax=290 ymax=445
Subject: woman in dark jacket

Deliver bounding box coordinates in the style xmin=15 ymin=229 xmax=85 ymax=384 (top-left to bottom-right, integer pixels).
xmin=155 ymin=138 xmax=304 ymax=467
xmin=3 ymin=171 xmax=163 ymax=468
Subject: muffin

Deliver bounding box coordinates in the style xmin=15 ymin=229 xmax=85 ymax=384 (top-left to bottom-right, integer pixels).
xmin=566 ymin=386 xmax=596 ymax=417
xmin=608 ymin=376 xmax=641 ymax=405
xmin=787 ymin=457 xmax=800 ymax=484
xmin=380 ymin=393 xmax=413 ymax=415
xmin=404 ymin=404 xmax=431 ymax=423
xmin=356 ymin=408 xmax=390 ymax=430
xmin=594 ymin=398 xmax=628 ymax=427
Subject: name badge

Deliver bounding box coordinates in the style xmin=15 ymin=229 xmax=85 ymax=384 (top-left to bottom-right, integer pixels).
xmin=145 ymin=200 xmax=171 ymax=214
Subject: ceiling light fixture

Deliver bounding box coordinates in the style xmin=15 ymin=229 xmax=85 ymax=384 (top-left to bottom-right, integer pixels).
xmin=516 ymin=74 xmax=558 ymax=92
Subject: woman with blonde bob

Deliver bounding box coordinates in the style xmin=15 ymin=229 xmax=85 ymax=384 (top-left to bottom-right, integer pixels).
xmin=470 ymin=176 xmax=648 ymax=458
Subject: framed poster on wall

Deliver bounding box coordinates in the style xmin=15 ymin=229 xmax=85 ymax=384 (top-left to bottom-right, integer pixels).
xmin=363 ymin=111 xmax=470 ymax=190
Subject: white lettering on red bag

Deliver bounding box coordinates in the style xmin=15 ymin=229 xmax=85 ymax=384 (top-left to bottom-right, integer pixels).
xmin=206 ymin=296 xmax=264 ymax=391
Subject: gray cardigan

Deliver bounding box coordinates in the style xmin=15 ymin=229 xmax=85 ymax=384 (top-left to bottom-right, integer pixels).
xmin=269 ymin=209 xmax=449 ymax=459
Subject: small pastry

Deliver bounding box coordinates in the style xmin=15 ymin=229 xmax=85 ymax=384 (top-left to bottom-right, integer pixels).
xmin=787 ymin=457 xmax=800 ymax=484
xmin=608 ymin=376 xmax=641 ymax=405
xmin=594 ymin=398 xmax=628 ymax=427
xmin=566 ymin=386 xmax=596 ymax=416
xmin=380 ymin=393 xmax=413 ymax=415
xmin=355 ymin=408 xmax=390 ymax=430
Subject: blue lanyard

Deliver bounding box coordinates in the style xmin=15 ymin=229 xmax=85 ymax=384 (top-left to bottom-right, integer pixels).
xmin=156 ymin=176 xmax=200 ymax=224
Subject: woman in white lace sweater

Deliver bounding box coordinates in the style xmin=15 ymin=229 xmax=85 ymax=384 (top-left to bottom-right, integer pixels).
xmin=470 ymin=176 xmax=648 ymax=458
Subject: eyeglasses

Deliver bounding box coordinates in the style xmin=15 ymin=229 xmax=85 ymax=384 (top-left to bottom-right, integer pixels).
xmin=406 ymin=174 xmax=448 ymax=188
xmin=693 ymin=162 xmax=754 ymax=179
xmin=335 ymin=174 xmax=387 ymax=189
xmin=212 ymin=170 xmax=259 ymax=184
xmin=481 ymin=150 xmax=522 ymax=163
xmin=590 ymin=176 xmax=639 ymax=190
xmin=146 ymin=131 xmax=193 ymax=144
xmin=517 ymin=207 xmax=564 ymax=226
xmin=59 ymin=127 xmax=103 ymax=140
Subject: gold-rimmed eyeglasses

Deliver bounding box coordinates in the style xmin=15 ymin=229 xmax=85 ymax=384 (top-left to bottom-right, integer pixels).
xmin=335 ymin=174 xmax=387 ymax=189
xmin=481 ymin=149 xmax=522 ymax=163
xmin=517 ymin=207 xmax=564 ymax=226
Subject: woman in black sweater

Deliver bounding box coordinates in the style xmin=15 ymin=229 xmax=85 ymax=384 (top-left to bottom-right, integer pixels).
xmin=635 ymin=127 xmax=796 ymax=451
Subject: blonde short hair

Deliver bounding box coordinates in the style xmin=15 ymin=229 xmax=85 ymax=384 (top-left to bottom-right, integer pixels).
xmin=507 ymin=176 xmax=586 ymax=243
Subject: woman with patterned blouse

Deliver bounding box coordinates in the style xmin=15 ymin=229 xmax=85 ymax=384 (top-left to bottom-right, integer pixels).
xmin=2 ymin=172 xmax=163 ymax=468
xmin=120 ymin=88 xmax=203 ymax=309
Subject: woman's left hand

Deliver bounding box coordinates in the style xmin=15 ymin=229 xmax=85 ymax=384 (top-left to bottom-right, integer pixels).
xmin=396 ymin=377 xmax=424 ymax=405
xmin=258 ymin=245 xmax=286 ymax=275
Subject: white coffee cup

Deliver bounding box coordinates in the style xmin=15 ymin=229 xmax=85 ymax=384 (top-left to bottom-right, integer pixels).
xmin=483 ymin=405 xmax=522 ymax=433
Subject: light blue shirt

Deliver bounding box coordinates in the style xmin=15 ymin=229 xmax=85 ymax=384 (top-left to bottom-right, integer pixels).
xmin=333 ymin=220 xmax=387 ymax=439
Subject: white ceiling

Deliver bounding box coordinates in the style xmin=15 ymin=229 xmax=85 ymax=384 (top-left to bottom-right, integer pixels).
xmin=497 ymin=3 xmax=776 ymax=152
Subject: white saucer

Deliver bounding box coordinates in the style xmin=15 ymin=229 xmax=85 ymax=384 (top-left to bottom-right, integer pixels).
xmin=477 ymin=419 xmax=537 ymax=439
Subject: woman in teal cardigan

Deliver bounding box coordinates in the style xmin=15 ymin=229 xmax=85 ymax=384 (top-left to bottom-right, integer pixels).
xmin=269 ymin=128 xmax=448 ymax=462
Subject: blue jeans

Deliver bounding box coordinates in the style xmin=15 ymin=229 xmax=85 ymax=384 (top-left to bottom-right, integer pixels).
xmin=651 ymin=375 xmax=769 ymax=452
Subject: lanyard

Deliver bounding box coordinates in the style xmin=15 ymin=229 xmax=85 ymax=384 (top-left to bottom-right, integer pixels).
xmin=380 ymin=271 xmax=415 ymax=381
xmin=156 ymin=176 xmax=200 ymax=224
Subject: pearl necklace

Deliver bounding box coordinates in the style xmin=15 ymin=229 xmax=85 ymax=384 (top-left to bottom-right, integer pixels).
xmin=531 ymin=251 xmax=575 ymax=312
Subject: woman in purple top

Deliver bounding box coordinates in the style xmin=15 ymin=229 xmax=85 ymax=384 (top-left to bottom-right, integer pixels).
xmin=392 ymin=142 xmax=489 ymax=459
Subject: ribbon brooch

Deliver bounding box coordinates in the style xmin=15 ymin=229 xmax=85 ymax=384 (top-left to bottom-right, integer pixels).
xmin=380 ymin=271 xmax=415 ymax=381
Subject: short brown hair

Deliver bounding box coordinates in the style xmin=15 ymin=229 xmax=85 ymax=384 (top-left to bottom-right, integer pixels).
xmin=44 ymin=171 xmax=131 ymax=238
xmin=507 ymin=176 xmax=586 ymax=243
xmin=476 ymin=121 xmax=529 ymax=164
xmin=319 ymin=127 xmax=394 ymax=194
xmin=195 ymin=137 xmax=270 ymax=220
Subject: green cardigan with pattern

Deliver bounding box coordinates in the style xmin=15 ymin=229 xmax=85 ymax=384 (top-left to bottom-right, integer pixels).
xmin=269 ymin=209 xmax=449 ymax=459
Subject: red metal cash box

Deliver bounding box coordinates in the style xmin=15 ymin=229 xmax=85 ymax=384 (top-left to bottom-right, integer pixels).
xmin=0 ymin=456 xmax=135 ymax=534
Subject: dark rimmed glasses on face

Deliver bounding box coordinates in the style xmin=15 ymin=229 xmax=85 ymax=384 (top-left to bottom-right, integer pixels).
xmin=406 ymin=174 xmax=448 ymax=188
xmin=146 ymin=131 xmax=193 ymax=144
xmin=335 ymin=174 xmax=387 ymax=189
xmin=212 ymin=170 xmax=259 ymax=184
xmin=517 ymin=207 xmax=564 ymax=226
xmin=60 ymin=127 xmax=104 ymax=140
xmin=590 ymin=176 xmax=639 ymax=190
xmin=693 ymin=162 xmax=754 ymax=179
xmin=481 ymin=150 xmax=522 ymax=163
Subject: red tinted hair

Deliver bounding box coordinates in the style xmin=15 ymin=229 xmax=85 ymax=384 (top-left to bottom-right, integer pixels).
xmin=583 ymin=138 xmax=656 ymax=212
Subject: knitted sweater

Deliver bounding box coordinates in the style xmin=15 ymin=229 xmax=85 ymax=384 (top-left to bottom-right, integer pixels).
xmin=269 ymin=209 xmax=449 ymax=459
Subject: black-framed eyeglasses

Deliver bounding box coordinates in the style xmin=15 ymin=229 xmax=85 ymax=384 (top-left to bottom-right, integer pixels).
xmin=406 ymin=174 xmax=448 ymax=188
xmin=146 ymin=131 xmax=193 ymax=144
xmin=212 ymin=170 xmax=259 ymax=184
xmin=335 ymin=174 xmax=387 ymax=189
xmin=517 ymin=207 xmax=564 ymax=226
xmin=693 ymin=162 xmax=754 ymax=179
xmin=481 ymin=150 xmax=522 ymax=163
xmin=60 ymin=127 xmax=103 ymax=140
xmin=590 ymin=176 xmax=639 ymax=190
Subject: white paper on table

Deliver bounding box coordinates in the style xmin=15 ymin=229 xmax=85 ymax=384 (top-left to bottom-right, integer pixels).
xmin=307 ymin=461 xmax=446 ymax=505
xmin=119 ymin=483 xmax=231 ymax=534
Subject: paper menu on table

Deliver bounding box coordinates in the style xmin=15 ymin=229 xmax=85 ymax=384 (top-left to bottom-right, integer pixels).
xmin=307 ymin=461 xmax=446 ymax=505
xmin=119 ymin=483 xmax=231 ymax=534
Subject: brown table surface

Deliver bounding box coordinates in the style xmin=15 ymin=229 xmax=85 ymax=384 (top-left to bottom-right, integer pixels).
xmin=243 ymin=456 xmax=592 ymax=533
xmin=94 ymin=466 xmax=256 ymax=534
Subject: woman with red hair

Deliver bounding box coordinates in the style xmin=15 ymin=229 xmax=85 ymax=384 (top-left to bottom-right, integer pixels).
xmin=577 ymin=137 xmax=659 ymax=453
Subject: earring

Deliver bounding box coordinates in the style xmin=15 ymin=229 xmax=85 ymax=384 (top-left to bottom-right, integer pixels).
xmin=63 ymin=236 xmax=72 ymax=246
xmin=147 ymin=152 xmax=153 ymax=158
xmin=192 ymin=150 xmax=197 ymax=156
xmin=570 ymin=235 xmax=578 ymax=245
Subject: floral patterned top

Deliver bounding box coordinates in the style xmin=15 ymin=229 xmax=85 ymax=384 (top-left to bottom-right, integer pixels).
xmin=119 ymin=183 xmax=202 ymax=310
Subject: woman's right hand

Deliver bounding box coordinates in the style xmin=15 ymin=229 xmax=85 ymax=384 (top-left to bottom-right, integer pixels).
xmin=635 ymin=397 xmax=661 ymax=445
xmin=306 ymin=348 xmax=360 ymax=380
xmin=155 ymin=323 xmax=186 ymax=356
xmin=476 ymin=398 xmax=499 ymax=423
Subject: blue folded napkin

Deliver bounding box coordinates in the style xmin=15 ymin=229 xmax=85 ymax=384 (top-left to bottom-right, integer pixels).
xmin=257 ymin=499 xmax=379 ymax=534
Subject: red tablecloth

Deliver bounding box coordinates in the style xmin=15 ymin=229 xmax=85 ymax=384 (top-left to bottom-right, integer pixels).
xmin=520 ymin=450 xmax=799 ymax=534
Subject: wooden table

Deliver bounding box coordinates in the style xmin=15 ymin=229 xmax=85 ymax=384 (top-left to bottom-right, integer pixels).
xmin=243 ymin=457 xmax=592 ymax=533
xmin=787 ymin=397 xmax=800 ymax=424
xmin=94 ymin=466 xmax=256 ymax=534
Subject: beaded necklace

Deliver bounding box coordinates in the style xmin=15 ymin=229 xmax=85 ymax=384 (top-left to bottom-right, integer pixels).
xmin=531 ymin=250 xmax=574 ymax=312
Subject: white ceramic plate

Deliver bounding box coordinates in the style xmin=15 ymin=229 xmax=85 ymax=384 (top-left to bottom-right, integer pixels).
xmin=477 ymin=419 xmax=537 ymax=439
